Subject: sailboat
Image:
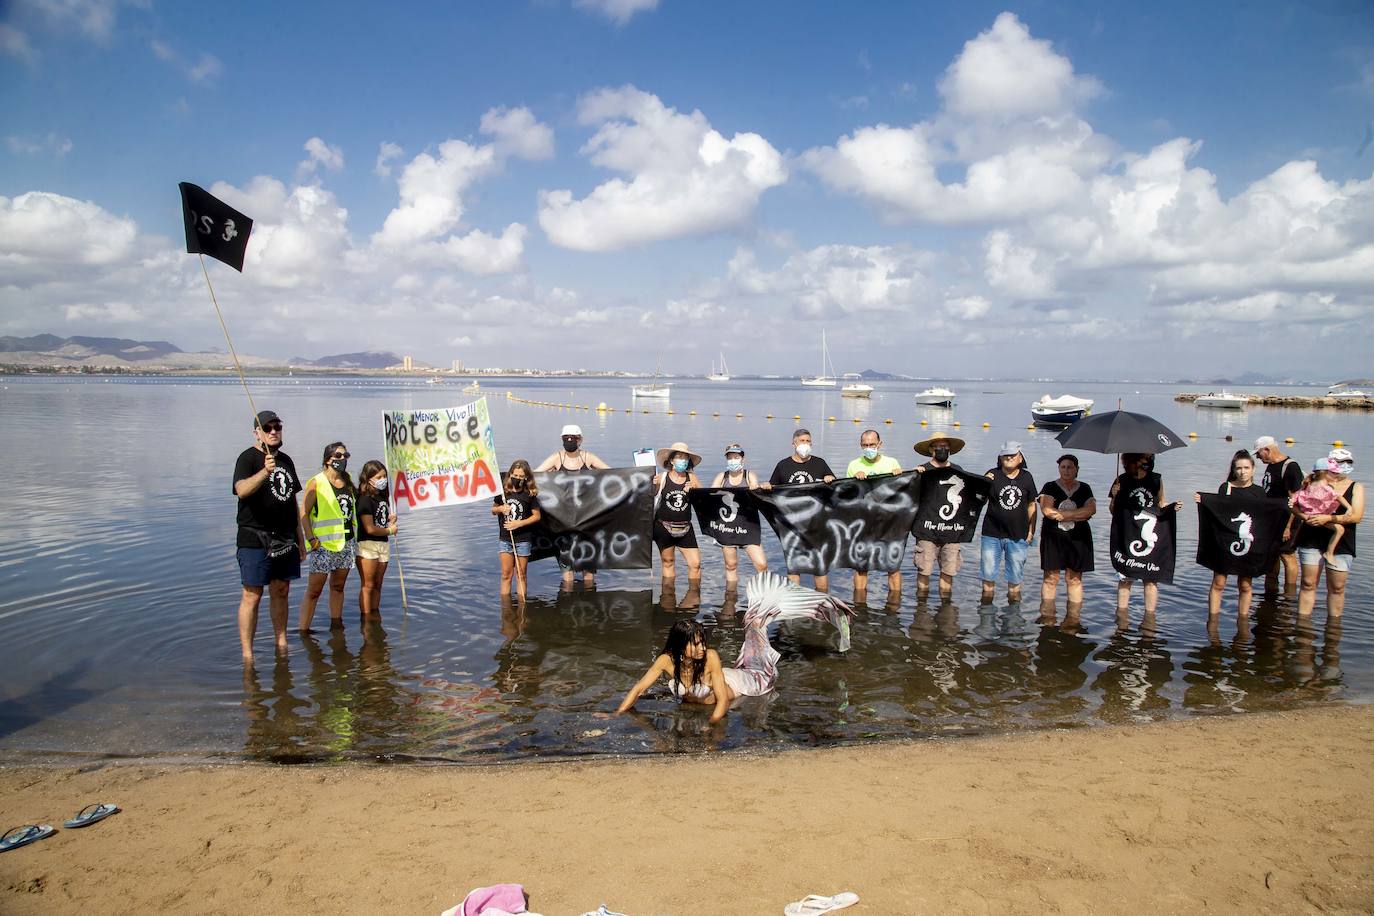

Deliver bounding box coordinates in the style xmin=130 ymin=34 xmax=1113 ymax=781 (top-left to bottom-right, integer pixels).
xmin=631 ymin=360 xmax=671 ymax=399
xmin=801 ymin=329 xmax=838 ymax=387
xmin=707 ymin=351 xmax=731 ymax=382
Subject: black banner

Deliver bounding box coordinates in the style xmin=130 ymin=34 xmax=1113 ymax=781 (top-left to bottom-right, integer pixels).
xmin=179 ymin=182 xmax=253 ymax=271
xmin=1110 ymin=505 xmax=1177 ymax=583
xmin=910 ymin=467 xmax=990 ymax=544
xmin=689 ymin=487 xmax=762 ymax=546
xmin=529 ymin=468 xmax=654 ymax=570
xmin=1196 ymin=493 xmax=1289 ymax=577
xmin=752 ymin=472 xmax=923 ymax=574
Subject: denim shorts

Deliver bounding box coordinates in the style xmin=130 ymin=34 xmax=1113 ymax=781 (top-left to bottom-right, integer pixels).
xmin=979 ymin=536 xmax=1028 ymax=585
xmin=499 ymin=539 xmax=532 ymax=557
xmin=1296 ymin=547 xmax=1351 ymax=573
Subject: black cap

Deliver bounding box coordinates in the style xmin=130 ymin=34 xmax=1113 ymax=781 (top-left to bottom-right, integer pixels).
xmin=254 ymin=409 xmax=281 ymax=429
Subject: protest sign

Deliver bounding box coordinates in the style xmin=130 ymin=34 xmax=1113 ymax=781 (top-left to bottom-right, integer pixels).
xmin=530 ymin=467 xmax=655 ymax=570
xmin=382 ymin=398 xmax=500 ymax=511
xmin=690 ymin=487 xmax=764 ymax=547
xmin=753 ymin=472 xmax=923 ymax=574
xmin=1110 ymin=504 xmax=1177 ymax=583
xmin=1196 ymin=493 xmax=1289 ymax=577
xmin=910 ymin=467 xmax=990 ymax=543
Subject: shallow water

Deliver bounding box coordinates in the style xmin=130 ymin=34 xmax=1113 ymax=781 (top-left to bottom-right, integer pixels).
xmin=0 ymin=375 xmax=1367 ymax=763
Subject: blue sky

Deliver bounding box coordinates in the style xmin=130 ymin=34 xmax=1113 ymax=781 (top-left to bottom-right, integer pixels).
xmin=3 ymin=1 xmax=1372 ymax=378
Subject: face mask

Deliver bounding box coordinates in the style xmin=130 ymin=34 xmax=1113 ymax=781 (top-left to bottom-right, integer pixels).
xmin=862 ymin=447 xmax=879 ymax=461
xmin=672 ymin=458 xmax=690 ymax=473
xmin=562 ymin=437 xmax=579 ymax=453
xmin=330 ymin=458 xmax=347 ymax=473
xmin=509 ymin=477 xmax=527 ymax=490
xmin=371 ymin=478 xmax=388 ymax=491
xmin=932 ymin=448 xmax=950 ymax=462
xmin=795 ymin=443 xmax=812 ymax=458
xmin=725 ymin=458 xmax=743 ymax=473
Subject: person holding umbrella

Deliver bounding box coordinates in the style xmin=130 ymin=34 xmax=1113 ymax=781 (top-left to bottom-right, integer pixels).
xmin=1108 ymin=453 xmax=1179 ymax=617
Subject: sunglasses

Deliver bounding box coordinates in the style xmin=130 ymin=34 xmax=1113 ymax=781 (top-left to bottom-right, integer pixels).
xmin=509 ymin=475 xmax=528 ymax=482
xmin=261 ymin=423 xmax=283 ymax=433
xmin=333 ymin=451 xmax=351 ymax=459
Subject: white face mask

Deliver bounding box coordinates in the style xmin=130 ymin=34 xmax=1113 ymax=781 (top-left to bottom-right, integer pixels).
xmin=371 ymin=478 xmax=388 ymax=491
xmin=795 ymin=443 xmax=812 ymax=458
xmin=725 ymin=458 xmax=743 ymax=472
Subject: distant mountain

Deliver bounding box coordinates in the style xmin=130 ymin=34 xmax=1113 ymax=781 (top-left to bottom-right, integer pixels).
xmin=290 ymin=351 xmax=401 ymax=370
xmin=0 ymin=334 xmax=182 ymax=359
xmin=859 ymin=368 xmax=914 ymax=381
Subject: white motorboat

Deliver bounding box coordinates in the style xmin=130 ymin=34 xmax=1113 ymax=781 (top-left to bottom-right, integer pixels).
xmin=914 ymin=386 xmax=957 ymax=407
xmin=801 ymin=329 xmax=838 ymax=387
xmin=1195 ymin=391 xmax=1248 ymax=409
xmin=840 ymin=373 xmax=872 ymax=398
xmin=632 ymin=361 xmax=671 ymax=399
xmin=425 ymin=376 xmax=443 ymax=385
xmin=707 ymin=351 xmax=731 ymax=382
xmin=1328 ymin=385 xmax=1370 ymax=400
xmin=1030 ymin=393 xmax=1094 ymax=426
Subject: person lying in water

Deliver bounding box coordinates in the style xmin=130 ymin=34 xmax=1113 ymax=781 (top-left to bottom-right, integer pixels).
xmin=615 ymin=572 xmax=853 ymax=723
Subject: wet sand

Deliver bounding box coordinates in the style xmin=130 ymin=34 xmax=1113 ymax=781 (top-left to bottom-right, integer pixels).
xmin=2 ymin=705 xmax=1371 ymax=915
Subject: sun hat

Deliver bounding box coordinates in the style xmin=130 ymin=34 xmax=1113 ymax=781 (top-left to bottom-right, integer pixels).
xmin=1253 ymin=435 xmax=1278 ymax=452
xmin=655 ymin=441 xmax=703 ymax=469
xmin=914 ymin=432 xmax=966 ymax=456
xmin=561 ymin=424 xmax=583 ymax=437
xmin=997 ymin=440 xmax=1023 ymax=457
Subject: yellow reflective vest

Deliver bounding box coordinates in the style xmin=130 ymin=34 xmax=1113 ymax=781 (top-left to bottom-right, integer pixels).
xmin=309 ymin=471 xmax=355 ymax=551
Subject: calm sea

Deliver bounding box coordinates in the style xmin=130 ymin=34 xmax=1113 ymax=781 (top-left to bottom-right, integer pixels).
xmin=0 ymin=375 xmax=1368 ymax=763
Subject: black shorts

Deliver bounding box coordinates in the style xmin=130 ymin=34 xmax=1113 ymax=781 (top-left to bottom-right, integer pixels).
xmin=653 ymin=520 xmax=698 ymax=551
xmin=237 ymin=546 xmax=301 ymax=587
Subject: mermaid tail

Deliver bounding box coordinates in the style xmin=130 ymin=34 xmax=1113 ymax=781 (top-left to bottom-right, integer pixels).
xmin=725 ymin=572 xmax=853 ymax=697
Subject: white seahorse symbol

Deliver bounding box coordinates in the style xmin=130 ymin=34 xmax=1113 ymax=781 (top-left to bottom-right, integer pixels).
xmin=939 ymin=475 xmax=964 ymax=520
xmin=1129 ymin=510 xmax=1157 ymax=557
xmin=719 ymin=491 xmax=739 ymax=523
xmin=1230 ymin=512 xmax=1254 ymax=556
xmin=222 ymin=219 xmax=238 ymax=242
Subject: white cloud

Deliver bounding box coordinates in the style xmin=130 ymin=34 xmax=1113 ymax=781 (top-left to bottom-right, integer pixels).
xmin=943 ymin=295 xmax=991 ymax=320
xmin=210 ymin=178 xmax=351 ymax=289
xmin=728 ymin=243 xmax=934 ymax=316
xmin=374 ymin=142 xmax=403 ymax=178
xmin=299 ymin=137 xmax=345 ymax=176
xmin=23 ymin=0 xmax=122 ymax=42
xmin=480 ymin=106 xmax=554 ymax=161
xmin=539 ymin=86 xmax=786 ymax=251
xmin=6 ymin=133 xmax=73 ymax=157
xmin=434 ymin=224 xmax=528 ymax=275
xmin=373 ymin=139 xmax=498 ymax=247
xmin=149 ymin=39 xmax=222 ymax=85
xmin=573 ymin=0 xmax=658 ymax=26
xmin=0 ymin=192 xmax=137 ymax=274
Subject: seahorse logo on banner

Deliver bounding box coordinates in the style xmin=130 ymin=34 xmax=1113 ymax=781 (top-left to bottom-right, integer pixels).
xmin=718 ymin=491 xmax=739 ymax=523
xmin=939 ymin=475 xmax=965 ymax=520
xmin=1230 ymin=512 xmax=1254 ymax=555
xmin=1129 ymin=510 xmax=1157 ymax=557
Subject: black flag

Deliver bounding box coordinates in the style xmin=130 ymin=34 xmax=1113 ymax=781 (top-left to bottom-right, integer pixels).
xmin=529 ymin=467 xmax=654 ymax=570
xmin=910 ymin=467 xmax=991 ymax=544
xmin=753 ymin=472 xmax=923 ymax=574
xmin=179 ymin=182 xmax=253 ymax=271
xmin=1196 ymin=493 xmax=1289 ymax=577
xmin=1110 ymin=504 xmax=1177 ymax=583
xmin=689 ymin=487 xmax=763 ymax=547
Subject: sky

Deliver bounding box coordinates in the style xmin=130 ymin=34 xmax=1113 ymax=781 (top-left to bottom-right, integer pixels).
xmin=2 ymin=0 xmax=1373 ymax=379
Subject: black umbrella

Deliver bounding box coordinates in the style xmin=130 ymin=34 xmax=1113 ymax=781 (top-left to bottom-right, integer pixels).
xmin=1054 ymin=409 xmax=1187 ymax=455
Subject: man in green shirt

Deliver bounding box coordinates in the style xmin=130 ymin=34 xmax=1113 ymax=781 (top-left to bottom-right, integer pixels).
xmin=847 ymin=429 xmax=903 ymax=605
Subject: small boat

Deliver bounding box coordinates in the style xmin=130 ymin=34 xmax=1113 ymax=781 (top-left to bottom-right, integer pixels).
xmin=632 ymin=361 xmax=671 ymax=399
xmin=914 ymin=386 xmax=957 ymax=407
xmin=801 ymin=329 xmax=838 ymax=387
xmin=1195 ymin=391 xmax=1248 ymax=409
xmin=1328 ymin=385 xmax=1370 ymax=400
xmin=707 ymin=351 xmax=731 ymax=382
xmin=425 ymin=376 xmax=444 ymax=385
xmin=1031 ymin=393 xmax=1094 ymax=426
xmin=461 ymin=379 xmax=481 ymax=395
xmin=840 ymin=373 xmax=872 ymax=398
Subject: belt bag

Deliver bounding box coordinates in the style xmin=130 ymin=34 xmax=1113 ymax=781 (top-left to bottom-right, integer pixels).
xmin=660 ymin=521 xmax=692 ymax=538
xmin=250 ymin=528 xmax=298 ymax=558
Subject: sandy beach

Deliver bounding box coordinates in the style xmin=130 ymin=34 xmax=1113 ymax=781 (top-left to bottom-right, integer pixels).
xmin=2 ymin=705 xmax=1371 ymax=915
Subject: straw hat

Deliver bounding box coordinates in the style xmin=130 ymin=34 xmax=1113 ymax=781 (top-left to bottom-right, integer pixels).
xmin=655 ymin=441 xmax=703 ymax=469
xmin=914 ymin=432 xmax=966 ymax=456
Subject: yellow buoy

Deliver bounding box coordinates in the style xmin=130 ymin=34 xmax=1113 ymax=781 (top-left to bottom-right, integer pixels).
xmin=953 ymin=421 xmax=961 ymax=428
xmin=597 ymin=402 xmax=607 ymax=411
xmin=982 ymin=422 xmax=990 ymax=428
xmin=920 ymin=420 xmax=928 ymax=426
xmin=689 ymin=410 xmax=696 ymax=416
xmin=1334 ymin=439 xmax=1344 ymax=447
xmin=642 ymin=409 xmax=650 ymax=414
xmin=827 ymin=416 xmax=836 ymax=422
xmin=736 ymin=412 xmax=744 ymax=418
xmin=1026 ymin=424 xmax=1034 ymax=430
xmin=713 ymin=412 xmax=720 ymax=418
xmin=884 ymin=418 xmax=893 ymax=425
xmin=853 ymin=417 xmax=861 ymax=423
xmin=1285 ymin=437 xmax=1294 ymax=444
xmin=1188 ymin=432 xmax=1198 ymax=438
xmin=765 ymin=413 xmax=774 ymax=419
xmin=667 ymin=410 xmax=674 ymax=416
xmin=793 ymin=415 xmax=801 ymax=421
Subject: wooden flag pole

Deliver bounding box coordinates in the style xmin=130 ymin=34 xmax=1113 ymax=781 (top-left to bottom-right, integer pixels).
xmin=391 ymin=528 xmax=411 ymax=616
xmin=199 ymin=253 xmax=261 ymax=430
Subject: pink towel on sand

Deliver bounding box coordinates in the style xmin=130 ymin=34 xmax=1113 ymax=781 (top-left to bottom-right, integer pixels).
xmin=461 ymin=883 xmax=527 ymax=916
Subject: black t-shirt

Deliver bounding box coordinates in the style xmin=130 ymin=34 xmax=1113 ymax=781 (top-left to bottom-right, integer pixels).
xmin=983 ymin=468 xmax=1038 ymax=540
xmin=1112 ymin=472 xmax=1161 ymax=514
xmin=232 ymin=447 xmax=302 ymax=548
xmin=1260 ymin=458 xmax=1303 ymax=500
xmin=1039 ymin=479 xmax=1095 ymax=543
xmin=770 ymin=455 xmax=835 ymax=486
xmin=1218 ymin=482 xmax=1265 ymax=497
xmin=357 ymin=491 xmax=391 ymax=542
xmin=494 ymin=491 xmax=539 ymax=543
xmin=330 ymin=480 xmax=356 ymax=542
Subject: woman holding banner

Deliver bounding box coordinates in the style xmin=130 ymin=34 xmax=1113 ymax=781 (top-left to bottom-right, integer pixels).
xmin=492 ymin=459 xmax=541 ymax=601
xmin=1039 ymin=455 xmax=1096 ymax=608
xmin=653 ymin=442 xmax=704 ymax=583
xmin=298 ymin=442 xmax=359 ymax=633
xmin=1294 ymin=448 xmax=1364 ymax=620
xmin=1195 ymin=450 xmax=1265 ymax=618
xmin=535 ymin=424 xmax=609 ymax=588
xmin=355 ymin=460 xmax=397 ymax=620
xmin=1109 ymin=454 xmax=1179 ymax=617
xmin=709 ymin=443 xmax=768 ymax=587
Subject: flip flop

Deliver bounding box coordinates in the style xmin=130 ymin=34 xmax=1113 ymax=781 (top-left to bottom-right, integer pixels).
xmin=784 ymin=892 xmax=860 ymax=915
xmin=0 ymin=825 xmax=55 ymax=853
xmin=64 ymin=803 xmax=120 ymax=829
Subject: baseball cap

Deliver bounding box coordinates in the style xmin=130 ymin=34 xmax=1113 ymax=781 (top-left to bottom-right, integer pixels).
xmin=561 ymin=424 xmax=583 ymax=437
xmin=998 ymin=440 xmax=1023 ymax=457
xmin=1253 ymin=436 xmax=1278 ymax=452
xmin=724 ymin=443 xmax=745 ymax=456
xmin=1313 ymin=457 xmax=1337 ymax=473
xmin=254 ymin=409 xmax=281 ymax=429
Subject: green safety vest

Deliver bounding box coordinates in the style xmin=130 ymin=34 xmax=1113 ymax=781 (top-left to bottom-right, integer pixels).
xmin=309 ymin=471 xmax=355 ymax=551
